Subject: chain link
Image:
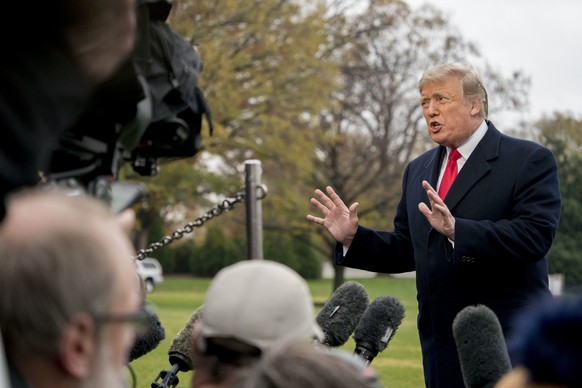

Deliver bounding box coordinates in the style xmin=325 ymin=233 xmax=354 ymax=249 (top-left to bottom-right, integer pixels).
xmin=133 ymin=185 xmax=267 ymax=260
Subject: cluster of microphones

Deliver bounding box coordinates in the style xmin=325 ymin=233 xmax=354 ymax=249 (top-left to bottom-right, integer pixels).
xmin=315 ymin=281 xmax=405 ymax=366
xmin=129 ymin=281 xmax=406 ymax=387
xmin=130 ymin=282 xmax=516 ymax=388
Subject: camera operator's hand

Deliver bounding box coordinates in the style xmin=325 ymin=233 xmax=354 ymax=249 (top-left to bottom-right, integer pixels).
xmin=116 ymin=209 xmax=136 ymax=233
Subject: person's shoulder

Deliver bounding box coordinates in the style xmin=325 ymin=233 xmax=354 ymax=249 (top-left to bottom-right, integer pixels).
xmin=499 ymin=133 xmax=552 ymax=157
xmin=490 ymin=122 xmax=551 ymax=154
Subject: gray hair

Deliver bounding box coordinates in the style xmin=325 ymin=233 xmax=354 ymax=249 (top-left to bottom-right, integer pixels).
xmin=0 ymin=189 xmax=122 ymax=356
xmin=232 ymin=342 xmax=378 ymax=388
xmin=418 ymin=62 xmax=488 ymax=119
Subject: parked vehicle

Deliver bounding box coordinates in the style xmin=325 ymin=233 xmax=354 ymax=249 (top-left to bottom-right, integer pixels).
xmin=136 ymin=257 xmax=164 ymax=293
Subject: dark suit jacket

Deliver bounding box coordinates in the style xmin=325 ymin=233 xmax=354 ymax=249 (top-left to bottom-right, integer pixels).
xmin=336 ymin=121 xmax=561 ymax=388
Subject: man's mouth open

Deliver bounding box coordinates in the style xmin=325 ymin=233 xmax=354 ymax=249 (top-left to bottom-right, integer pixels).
xmin=430 ymin=121 xmax=443 ymax=133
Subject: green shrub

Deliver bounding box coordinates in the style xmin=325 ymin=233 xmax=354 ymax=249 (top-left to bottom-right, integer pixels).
xmin=190 ymin=226 xmax=244 ymax=276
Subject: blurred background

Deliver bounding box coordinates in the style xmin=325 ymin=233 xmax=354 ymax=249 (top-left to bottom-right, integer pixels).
xmin=118 ymin=0 xmax=581 ymax=296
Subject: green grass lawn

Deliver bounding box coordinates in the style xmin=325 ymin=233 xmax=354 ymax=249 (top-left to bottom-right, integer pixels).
xmin=129 ymin=275 xmax=424 ymax=387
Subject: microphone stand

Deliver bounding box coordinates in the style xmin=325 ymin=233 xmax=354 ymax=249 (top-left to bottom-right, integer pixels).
xmin=151 ymin=364 xmax=180 ymax=388
xmin=152 ymin=353 xmax=191 ymax=388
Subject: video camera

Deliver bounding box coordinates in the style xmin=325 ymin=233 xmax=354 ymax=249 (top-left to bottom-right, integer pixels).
xmin=46 ymin=0 xmax=212 ymax=199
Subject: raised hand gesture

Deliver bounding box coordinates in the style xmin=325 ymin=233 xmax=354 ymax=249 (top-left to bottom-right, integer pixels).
xmin=418 ymin=180 xmax=456 ymax=240
xmin=307 ymin=186 xmax=359 ymax=248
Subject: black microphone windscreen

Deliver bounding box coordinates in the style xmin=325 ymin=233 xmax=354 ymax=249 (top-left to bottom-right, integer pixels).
xmin=129 ymin=306 xmax=166 ymax=362
xmin=452 ymin=304 xmax=512 ymax=388
xmin=315 ymin=281 xmax=369 ymax=347
xmin=353 ymin=295 xmax=405 ymax=355
xmin=168 ymin=306 xmax=203 ymax=372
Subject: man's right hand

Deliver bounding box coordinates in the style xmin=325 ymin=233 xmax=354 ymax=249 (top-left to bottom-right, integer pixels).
xmin=306 ymin=186 xmax=359 ymax=248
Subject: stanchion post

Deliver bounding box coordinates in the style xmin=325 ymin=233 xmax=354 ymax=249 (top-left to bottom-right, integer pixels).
xmin=245 ymin=160 xmax=263 ymax=260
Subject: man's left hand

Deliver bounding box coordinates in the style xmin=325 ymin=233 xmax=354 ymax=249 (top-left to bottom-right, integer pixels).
xmin=418 ymin=180 xmax=455 ymax=240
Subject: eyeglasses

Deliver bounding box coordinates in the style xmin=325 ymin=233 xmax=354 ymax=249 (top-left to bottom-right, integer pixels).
xmin=93 ymin=305 xmax=154 ymax=336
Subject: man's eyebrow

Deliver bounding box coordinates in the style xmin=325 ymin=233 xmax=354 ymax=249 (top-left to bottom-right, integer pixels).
xmin=421 ymin=92 xmax=445 ymax=100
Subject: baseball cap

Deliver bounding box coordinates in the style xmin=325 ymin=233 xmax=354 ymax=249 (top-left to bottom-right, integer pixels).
xmin=199 ymin=260 xmax=323 ymax=353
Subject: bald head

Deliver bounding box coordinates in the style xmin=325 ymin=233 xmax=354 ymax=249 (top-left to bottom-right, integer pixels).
xmin=4 ymin=189 xmax=106 ymax=238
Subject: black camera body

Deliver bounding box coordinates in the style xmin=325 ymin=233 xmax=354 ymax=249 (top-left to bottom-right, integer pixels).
xmin=47 ymin=0 xmax=212 ymax=193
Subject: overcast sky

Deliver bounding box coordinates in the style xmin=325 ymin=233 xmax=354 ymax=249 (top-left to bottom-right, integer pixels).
xmin=405 ymin=0 xmax=582 ymax=127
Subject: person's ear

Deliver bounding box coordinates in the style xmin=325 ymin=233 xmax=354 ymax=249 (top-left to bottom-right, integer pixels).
xmin=59 ymin=312 xmax=98 ymax=378
xmin=470 ymin=98 xmax=482 ymax=116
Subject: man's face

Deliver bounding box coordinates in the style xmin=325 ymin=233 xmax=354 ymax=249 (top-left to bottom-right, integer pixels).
xmin=191 ymin=323 xmax=219 ymax=388
xmin=84 ymin=233 xmax=141 ymax=387
xmin=420 ymin=75 xmax=481 ymax=149
xmin=190 ymin=324 xmax=249 ymax=388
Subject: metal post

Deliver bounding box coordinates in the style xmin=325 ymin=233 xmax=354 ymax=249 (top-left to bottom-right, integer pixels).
xmin=245 ymin=160 xmax=263 ymax=260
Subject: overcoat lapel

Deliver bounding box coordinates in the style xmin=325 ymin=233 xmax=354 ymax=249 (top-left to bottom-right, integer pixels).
xmin=444 ymin=122 xmax=501 ymax=211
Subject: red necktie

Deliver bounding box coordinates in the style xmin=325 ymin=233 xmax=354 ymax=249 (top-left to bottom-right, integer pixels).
xmin=438 ymin=149 xmax=461 ymax=199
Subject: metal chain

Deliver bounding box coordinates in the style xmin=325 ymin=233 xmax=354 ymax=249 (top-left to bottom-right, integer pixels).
xmin=133 ymin=185 xmax=267 ymax=260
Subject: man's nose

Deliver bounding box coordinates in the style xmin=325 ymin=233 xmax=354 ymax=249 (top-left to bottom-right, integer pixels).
xmin=427 ymin=100 xmax=439 ymax=117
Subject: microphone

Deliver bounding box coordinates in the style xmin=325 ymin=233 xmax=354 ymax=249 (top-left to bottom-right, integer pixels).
xmin=152 ymin=306 xmax=203 ymax=388
xmin=353 ymin=295 xmax=405 ymax=365
xmin=452 ymin=304 xmax=511 ymax=388
xmin=315 ymin=281 xmax=369 ymax=347
xmin=129 ymin=303 xmax=166 ymax=362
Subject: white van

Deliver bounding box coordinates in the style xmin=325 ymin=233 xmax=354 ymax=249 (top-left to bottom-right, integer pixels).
xmin=136 ymin=257 xmax=164 ymax=293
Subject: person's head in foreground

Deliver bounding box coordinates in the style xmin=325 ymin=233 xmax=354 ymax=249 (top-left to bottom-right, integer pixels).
xmin=191 ymin=259 xmax=323 ymax=387
xmin=0 ymin=188 xmax=143 ymax=388
xmin=495 ymin=296 xmax=582 ymax=388
xmin=232 ymin=341 xmax=382 ymax=388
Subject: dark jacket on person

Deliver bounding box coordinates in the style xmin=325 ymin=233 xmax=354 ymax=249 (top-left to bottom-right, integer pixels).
xmin=336 ymin=121 xmax=562 ymax=388
xmin=0 ymin=33 xmax=93 ymax=220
